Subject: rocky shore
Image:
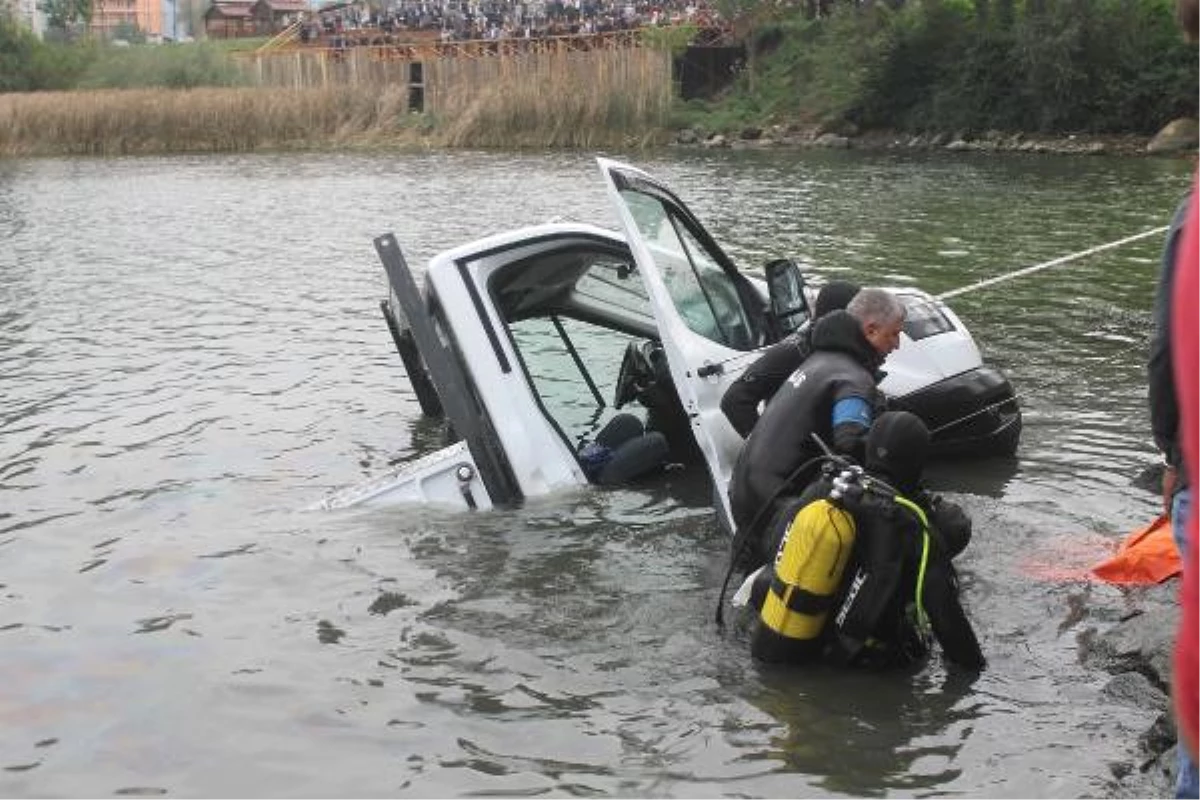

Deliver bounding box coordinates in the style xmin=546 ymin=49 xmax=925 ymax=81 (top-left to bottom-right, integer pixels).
xmin=1082 ymin=578 xmax=1185 ymax=797
xmin=671 ymin=118 xmax=1200 ymax=158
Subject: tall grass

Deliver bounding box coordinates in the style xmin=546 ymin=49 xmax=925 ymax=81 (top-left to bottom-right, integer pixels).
xmin=77 ymin=42 xmax=249 ymax=89
xmin=0 ymin=85 xmax=425 ymax=156
xmin=0 ymin=47 xmax=674 ymax=156
xmin=436 ymin=49 xmax=673 ymax=148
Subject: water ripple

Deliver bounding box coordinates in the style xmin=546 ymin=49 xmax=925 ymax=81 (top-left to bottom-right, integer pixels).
xmin=0 ymin=150 xmax=1186 ymax=798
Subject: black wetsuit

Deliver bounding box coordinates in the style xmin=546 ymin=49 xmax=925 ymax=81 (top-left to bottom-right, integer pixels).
xmin=720 ymin=324 xmax=817 ymax=439
xmin=727 ymin=310 xmax=884 ymax=555
xmin=826 ymin=486 xmax=983 ymax=671
xmin=722 ymin=278 xmax=860 ymax=440
xmin=749 ymin=411 xmax=985 ymax=671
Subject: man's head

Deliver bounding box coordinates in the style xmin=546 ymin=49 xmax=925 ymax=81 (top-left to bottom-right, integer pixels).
xmin=813 ymin=280 xmax=861 ymax=319
xmin=847 ymin=288 xmax=906 ymax=357
xmin=1180 ymin=0 xmax=1198 ymax=42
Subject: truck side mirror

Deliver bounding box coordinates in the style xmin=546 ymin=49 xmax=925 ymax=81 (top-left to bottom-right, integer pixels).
xmin=764 ymin=258 xmax=810 ymax=338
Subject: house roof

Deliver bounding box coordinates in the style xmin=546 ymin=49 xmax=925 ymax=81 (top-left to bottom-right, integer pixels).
xmin=205 ymin=1 xmax=254 ymax=17
xmin=251 ymin=0 xmax=310 ymax=13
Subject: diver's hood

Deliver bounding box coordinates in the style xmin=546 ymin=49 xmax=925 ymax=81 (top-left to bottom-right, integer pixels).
xmin=865 ymin=410 xmax=930 ymax=493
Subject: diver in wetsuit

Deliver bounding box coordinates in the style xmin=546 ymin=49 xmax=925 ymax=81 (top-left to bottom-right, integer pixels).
xmin=825 ymin=410 xmax=984 ymax=670
xmin=720 ymin=280 xmax=861 ymax=439
xmin=727 ymin=288 xmax=905 ymax=572
xmin=748 ymin=410 xmax=985 ymax=671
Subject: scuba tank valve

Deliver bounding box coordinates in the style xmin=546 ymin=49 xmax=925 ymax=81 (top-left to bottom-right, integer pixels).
xmin=829 ymin=465 xmax=863 ymax=502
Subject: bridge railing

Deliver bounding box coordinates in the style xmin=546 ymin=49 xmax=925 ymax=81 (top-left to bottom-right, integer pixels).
xmin=245 ymin=24 xmax=731 ymax=65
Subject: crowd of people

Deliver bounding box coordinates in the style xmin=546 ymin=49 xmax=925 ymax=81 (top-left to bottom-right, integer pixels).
xmin=296 ymin=0 xmax=721 ymax=47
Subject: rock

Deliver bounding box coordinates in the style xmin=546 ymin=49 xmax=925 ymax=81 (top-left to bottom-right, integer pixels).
xmin=703 ymin=133 xmax=728 ymax=148
xmin=731 ymin=137 xmax=773 ymax=150
xmin=814 ymin=133 xmax=850 ymax=148
xmin=816 ymin=118 xmax=858 ymax=138
xmin=1102 ymin=671 xmax=1169 ymax=711
xmin=945 ymin=138 xmax=972 ymax=151
xmin=1077 ymin=600 xmax=1179 ymax=685
xmin=740 ymin=126 xmax=763 ymax=141
xmin=1147 ymin=118 xmax=1199 ymax=154
xmin=1141 ymin=711 xmax=1177 ymax=754
xmin=676 ymin=128 xmax=699 ymax=145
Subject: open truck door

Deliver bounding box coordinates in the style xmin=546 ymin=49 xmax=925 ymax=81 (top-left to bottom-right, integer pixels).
xmin=596 ymin=157 xmax=778 ymax=531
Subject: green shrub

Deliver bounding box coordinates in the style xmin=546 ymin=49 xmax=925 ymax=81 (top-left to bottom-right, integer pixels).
xmin=683 ymin=0 xmax=1197 ymax=137
xmin=0 ymin=13 xmax=96 ymax=90
xmin=76 ymin=41 xmax=248 ymax=90
xmin=0 ymin=15 xmax=42 ymax=91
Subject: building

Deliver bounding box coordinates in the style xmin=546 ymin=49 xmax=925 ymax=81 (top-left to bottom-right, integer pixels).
xmin=2 ymin=0 xmax=46 ymax=36
xmin=203 ymin=0 xmax=253 ymax=36
xmin=90 ymin=0 xmax=164 ymax=37
xmin=162 ymin=0 xmax=197 ymax=39
xmin=250 ymin=0 xmax=307 ymax=30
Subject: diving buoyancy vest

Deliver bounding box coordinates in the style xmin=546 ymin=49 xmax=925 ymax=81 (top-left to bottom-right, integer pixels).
xmin=752 ymin=498 xmax=857 ymax=662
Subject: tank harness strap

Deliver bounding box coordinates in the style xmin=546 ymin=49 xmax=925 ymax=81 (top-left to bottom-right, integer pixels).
xmin=892 ymin=494 xmax=932 ymax=633
xmin=769 ymin=575 xmax=837 ymax=615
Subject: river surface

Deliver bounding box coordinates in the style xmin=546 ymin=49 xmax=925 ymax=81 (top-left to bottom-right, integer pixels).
xmin=0 ymin=148 xmax=1192 ymax=797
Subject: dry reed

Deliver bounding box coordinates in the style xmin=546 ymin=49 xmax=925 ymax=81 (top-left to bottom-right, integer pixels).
xmin=0 ymin=85 xmax=421 ymax=157
xmin=434 ymin=48 xmax=673 ymax=148
xmin=0 ymin=47 xmax=673 ymax=157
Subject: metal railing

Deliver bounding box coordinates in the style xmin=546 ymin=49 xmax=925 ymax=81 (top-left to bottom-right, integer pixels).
xmin=246 ymin=24 xmax=732 ymax=64
xmin=256 ymin=18 xmax=304 ymax=52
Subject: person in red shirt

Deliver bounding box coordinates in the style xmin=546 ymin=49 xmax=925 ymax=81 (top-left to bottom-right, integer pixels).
xmin=1172 ymin=170 xmax=1198 ymax=770
xmin=1176 ymin=0 xmax=1200 ymax=782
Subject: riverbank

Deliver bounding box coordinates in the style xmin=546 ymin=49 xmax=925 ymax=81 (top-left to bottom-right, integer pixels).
xmin=2 ymin=83 xmax=1193 ymax=159
xmin=670 ymin=121 xmax=1199 ymax=158
xmin=1085 ymin=579 xmax=1185 ymax=797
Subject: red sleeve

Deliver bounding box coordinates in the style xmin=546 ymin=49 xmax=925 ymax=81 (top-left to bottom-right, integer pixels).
xmin=1171 ymin=171 xmax=1199 ymax=755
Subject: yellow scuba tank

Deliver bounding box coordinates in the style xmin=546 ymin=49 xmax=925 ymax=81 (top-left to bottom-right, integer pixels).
xmin=758 ymin=498 xmax=857 ymax=644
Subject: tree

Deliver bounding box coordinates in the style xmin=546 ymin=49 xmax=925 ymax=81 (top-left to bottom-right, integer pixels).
xmin=39 ymin=0 xmax=91 ymax=32
xmin=712 ymin=0 xmax=787 ymax=92
xmin=113 ymin=19 xmax=146 ymax=41
xmin=0 ymin=14 xmax=39 ymax=91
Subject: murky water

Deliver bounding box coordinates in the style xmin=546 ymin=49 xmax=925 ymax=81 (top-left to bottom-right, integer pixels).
xmin=0 ymin=148 xmax=1191 ymax=797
